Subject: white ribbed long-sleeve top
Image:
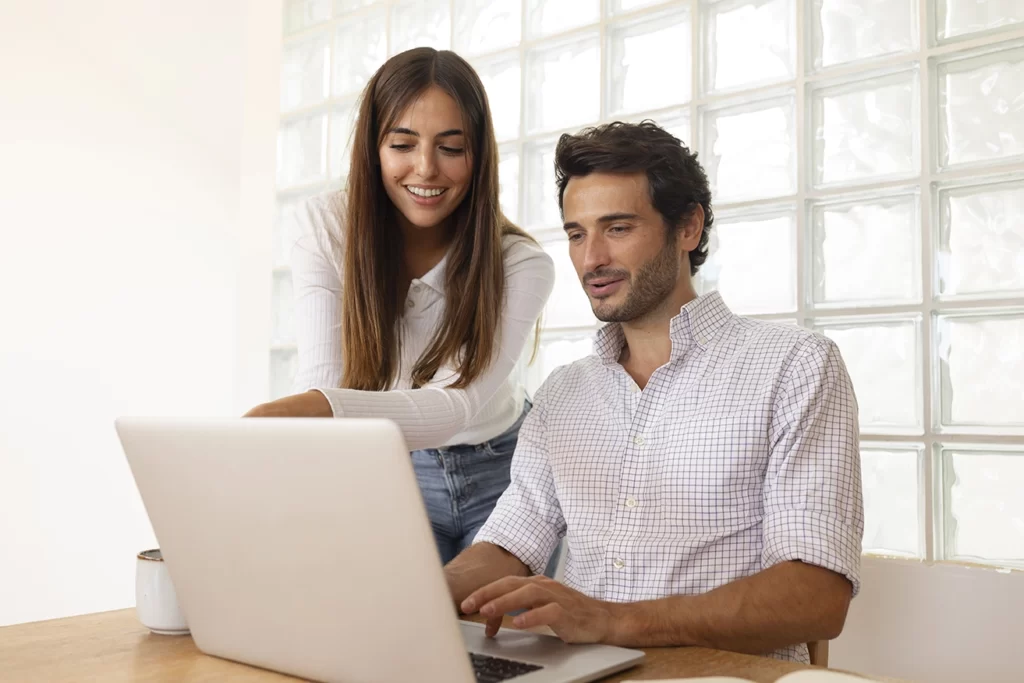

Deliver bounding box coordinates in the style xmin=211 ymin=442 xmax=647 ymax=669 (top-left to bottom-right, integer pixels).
xmin=290 ymin=192 xmax=556 ymax=450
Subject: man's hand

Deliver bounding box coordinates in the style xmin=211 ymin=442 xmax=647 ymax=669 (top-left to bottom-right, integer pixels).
xmin=243 ymin=391 xmax=332 ymax=418
xmin=460 ymin=575 xmax=617 ymax=644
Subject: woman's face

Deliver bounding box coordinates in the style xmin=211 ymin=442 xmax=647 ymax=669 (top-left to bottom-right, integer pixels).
xmin=379 ymin=85 xmax=474 ymax=232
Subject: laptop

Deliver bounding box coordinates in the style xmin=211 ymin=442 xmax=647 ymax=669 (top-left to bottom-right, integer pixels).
xmin=115 ymin=417 xmax=644 ymax=683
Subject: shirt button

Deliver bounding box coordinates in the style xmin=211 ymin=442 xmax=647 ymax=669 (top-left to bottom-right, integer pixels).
xmin=629 ymin=383 xmax=640 ymax=393
xmin=625 ymin=497 xmax=637 ymax=508
xmin=406 ymin=299 xmax=414 ymax=308
xmin=612 ymin=558 xmax=625 ymax=570
xmin=411 ymin=283 xmax=421 ymax=293
xmin=633 ymin=435 xmax=645 ymax=446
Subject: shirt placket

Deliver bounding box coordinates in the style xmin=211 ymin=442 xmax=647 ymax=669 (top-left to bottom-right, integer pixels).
xmin=606 ymin=366 xmax=671 ymax=603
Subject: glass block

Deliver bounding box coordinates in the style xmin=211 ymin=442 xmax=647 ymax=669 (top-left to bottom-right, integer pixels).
xmin=861 ymin=446 xmax=922 ymax=557
xmin=937 ymin=312 xmax=1024 ymax=430
xmin=272 ymin=271 xmax=296 ymax=345
xmin=280 ymin=31 xmax=330 ymax=111
xmin=943 ymin=447 xmax=1024 ymax=566
xmin=701 ymin=97 xmax=796 ymax=202
xmin=277 ymin=113 xmax=328 ymax=188
xmin=274 ymin=194 xmax=313 ymax=268
xmin=526 ymin=0 xmax=599 ymax=38
xmin=331 ymin=7 xmax=387 ymax=97
xmin=700 ymin=212 xmax=797 ymax=314
xmin=270 ymin=348 xmax=299 ymax=400
xmin=937 ymin=48 xmax=1024 ymax=168
xmin=474 ymin=54 xmax=521 ymax=142
xmin=811 ymin=194 xmax=920 ymax=306
xmin=938 ymin=180 xmax=1024 ymax=298
xmin=818 ymin=318 xmax=921 ymax=431
xmin=609 ymin=0 xmax=665 ymax=13
xmin=543 ymin=241 xmax=597 ymax=329
xmin=499 ymin=148 xmax=520 ymax=224
xmin=284 ymin=0 xmax=331 ymax=34
xmin=390 ymin=0 xmax=450 ymax=55
xmin=936 ymin=0 xmax=1024 ymax=42
xmin=454 ymin=0 xmax=521 ymax=55
xmin=328 ymin=100 xmax=358 ymax=180
xmin=524 ymin=139 xmax=561 ymax=232
xmin=812 ymin=0 xmax=917 ymax=70
xmin=334 ymin=0 xmax=375 ymax=13
xmin=526 ymin=36 xmax=601 ymax=134
xmin=702 ymin=0 xmax=794 ymax=93
xmin=525 ymin=334 xmax=595 ymax=396
xmin=813 ymin=70 xmax=919 ymax=187
xmin=608 ymin=10 xmax=691 ymax=115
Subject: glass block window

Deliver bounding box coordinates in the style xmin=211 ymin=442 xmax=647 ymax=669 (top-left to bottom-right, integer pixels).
xmin=273 ymin=0 xmax=1024 ymax=568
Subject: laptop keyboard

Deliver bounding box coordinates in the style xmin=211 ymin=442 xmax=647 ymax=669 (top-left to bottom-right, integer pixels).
xmin=470 ymin=652 xmax=544 ymax=682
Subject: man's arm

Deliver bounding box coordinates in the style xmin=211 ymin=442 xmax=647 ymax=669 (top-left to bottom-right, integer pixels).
xmin=445 ymin=541 xmax=530 ymax=607
xmin=608 ymin=560 xmax=851 ymax=651
xmin=463 ymin=560 xmax=850 ymax=651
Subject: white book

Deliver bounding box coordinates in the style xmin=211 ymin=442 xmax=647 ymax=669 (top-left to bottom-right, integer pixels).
xmin=624 ymin=670 xmax=871 ymax=683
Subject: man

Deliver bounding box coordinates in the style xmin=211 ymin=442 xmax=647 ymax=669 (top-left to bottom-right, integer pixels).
xmin=444 ymin=121 xmax=863 ymax=663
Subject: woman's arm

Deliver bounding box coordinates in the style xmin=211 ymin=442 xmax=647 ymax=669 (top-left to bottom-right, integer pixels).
xmin=247 ymin=234 xmax=556 ymax=451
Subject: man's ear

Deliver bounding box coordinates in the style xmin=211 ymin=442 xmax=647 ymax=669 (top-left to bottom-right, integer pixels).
xmin=678 ymin=205 xmax=704 ymax=252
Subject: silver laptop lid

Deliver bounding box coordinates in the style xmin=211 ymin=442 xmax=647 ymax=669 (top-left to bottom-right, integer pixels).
xmin=116 ymin=417 xmax=476 ymax=683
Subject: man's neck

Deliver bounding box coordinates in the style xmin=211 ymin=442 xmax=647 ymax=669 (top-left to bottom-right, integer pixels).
xmin=618 ymin=280 xmax=698 ymax=389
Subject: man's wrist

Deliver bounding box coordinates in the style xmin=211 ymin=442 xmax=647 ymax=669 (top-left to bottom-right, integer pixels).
xmin=603 ymin=600 xmax=636 ymax=646
xmin=602 ymin=595 xmax=699 ymax=648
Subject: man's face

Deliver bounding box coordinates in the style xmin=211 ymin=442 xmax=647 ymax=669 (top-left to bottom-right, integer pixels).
xmin=562 ymin=172 xmax=697 ymax=323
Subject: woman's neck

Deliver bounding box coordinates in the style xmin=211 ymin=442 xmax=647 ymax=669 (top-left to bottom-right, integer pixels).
xmin=398 ymin=213 xmax=451 ymax=280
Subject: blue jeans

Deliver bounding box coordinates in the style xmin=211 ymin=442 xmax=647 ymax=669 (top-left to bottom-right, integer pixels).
xmin=412 ymin=402 xmax=559 ymax=574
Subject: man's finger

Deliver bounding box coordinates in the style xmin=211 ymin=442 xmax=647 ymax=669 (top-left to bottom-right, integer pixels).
xmin=484 ymin=615 xmax=503 ymax=638
xmin=511 ymin=602 xmax=564 ymax=631
xmin=479 ymin=584 xmax=550 ymax=619
xmin=461 ymin=576 xmax=534 ymax=614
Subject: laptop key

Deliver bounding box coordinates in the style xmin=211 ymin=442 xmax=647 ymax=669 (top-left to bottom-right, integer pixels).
xmin=469 ymin=652 xmax=543 ymax=682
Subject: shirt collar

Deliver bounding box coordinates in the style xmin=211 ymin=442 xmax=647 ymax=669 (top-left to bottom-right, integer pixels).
xmin=594 ymin=291 xmax=734 ymax=365
xmin=416 ymin=252 xmax=448 ymax=296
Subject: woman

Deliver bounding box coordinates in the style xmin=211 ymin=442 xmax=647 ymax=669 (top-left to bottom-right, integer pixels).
xmin=246 ymin=48 xmax=555 ymax=566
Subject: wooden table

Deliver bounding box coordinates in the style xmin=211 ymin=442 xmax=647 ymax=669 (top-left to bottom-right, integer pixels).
xmin=0 ymin=609 xmax=858 ymax=682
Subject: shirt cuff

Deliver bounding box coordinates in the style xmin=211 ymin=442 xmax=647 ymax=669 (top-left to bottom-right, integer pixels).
xmin=762 ymin=509 xmax=862 ymax=596
xmin=473 ymin=519 xmax=559 ymax=577
xmin=312 ymin=388 xmax=341 ymax=417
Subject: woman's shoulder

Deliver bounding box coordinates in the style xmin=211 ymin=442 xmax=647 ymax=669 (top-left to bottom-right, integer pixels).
xmin=500 ymin=230 xmax=554 ymax=275
xmin=301 ymin=190 xmax=347 ymax=236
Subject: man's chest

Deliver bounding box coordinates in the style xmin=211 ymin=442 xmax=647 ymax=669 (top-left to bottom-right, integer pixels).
xmin=543 ymin=362 xmax=779 ymax=531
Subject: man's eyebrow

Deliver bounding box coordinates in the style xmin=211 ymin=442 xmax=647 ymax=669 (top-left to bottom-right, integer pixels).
xmin=563 ymin=213 xmax=640 ymax=230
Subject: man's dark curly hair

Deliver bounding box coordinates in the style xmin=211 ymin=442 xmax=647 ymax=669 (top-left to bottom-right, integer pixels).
xmin=553 ymin=120 xmax=714 ymax=276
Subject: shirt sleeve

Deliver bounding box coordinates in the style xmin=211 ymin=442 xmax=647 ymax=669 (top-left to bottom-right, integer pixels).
xmin=290 ymin=194 xmax=345 ymax=393
xmin=473 ymin=378 xmax=566 ymax=575
xmin=315 ymin=236 xmax=556 ymax=451
xmin=762 ymin=334 xmax=864 ymax=595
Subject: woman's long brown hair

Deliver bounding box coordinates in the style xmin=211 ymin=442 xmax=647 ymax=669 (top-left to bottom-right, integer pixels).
xmin=335 ymin=47 xmax=535 ymax=391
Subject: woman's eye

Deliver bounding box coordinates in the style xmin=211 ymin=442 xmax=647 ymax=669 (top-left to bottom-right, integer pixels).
xmin=389 ymin=144 xmax=413 ymax=151
xmin=440 ymin=146 xmax=465 ymax=155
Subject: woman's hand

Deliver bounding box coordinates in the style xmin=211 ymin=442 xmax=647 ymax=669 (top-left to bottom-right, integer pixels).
xmin=243 ymin=391 xmax=333 ymax=418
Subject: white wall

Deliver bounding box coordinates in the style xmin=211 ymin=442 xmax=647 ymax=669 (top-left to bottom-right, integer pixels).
xmin=832 ymin=557 xmax=1024 ymax=683
xmin=0 ymin=0 xmax=281 ymax=626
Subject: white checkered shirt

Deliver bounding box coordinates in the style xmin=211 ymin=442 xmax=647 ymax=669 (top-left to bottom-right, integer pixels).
xmin=474 ymin=291 xmax=864 ymax=664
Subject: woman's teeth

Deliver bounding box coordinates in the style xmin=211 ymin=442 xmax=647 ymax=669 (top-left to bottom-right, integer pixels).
xmin=407 ymin=186 xmax=446 ymax=198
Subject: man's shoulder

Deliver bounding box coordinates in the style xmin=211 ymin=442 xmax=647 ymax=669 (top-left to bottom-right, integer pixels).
xmin=534 ymin=353 xmax=605 ymax=402
xmin=726 ymin=316 xmax=838 ymax=362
